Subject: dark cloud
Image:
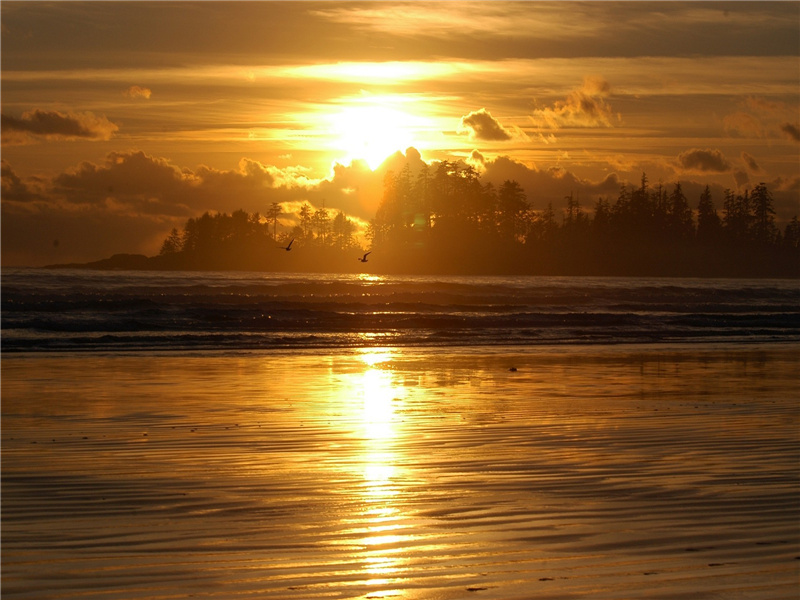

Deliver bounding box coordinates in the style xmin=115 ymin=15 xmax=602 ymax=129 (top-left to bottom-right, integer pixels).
xmin=53 ymin=151 xmax=193 ymax=214
xmin=4 ymin=146 xmax=797 ymax=267
xmin=480 ymin=155 xmax=620 ymax=208
xmin=780 ymin=122 xmax=800 ymax=142
xmin=741 ymin=152 xmax=761 ymax=173
xmin=676 ymin=148 xmax=732 ymax=173
xmin=459 ymin=108 xmax=512 ymax=141
xmin=2 ymin=1 xmax=798 ymax=72
xmin=1 ymin=109 xmax=119 ymax=144
xmin=733 ymin=169 xmax=750 ymax=188
xmin=195 ymin=159 xmax=276 ymax=196
xmin=1 ymin=149 xmax=412 ymax=265
xmin=1 ymin=159 xmax=37 ymax=201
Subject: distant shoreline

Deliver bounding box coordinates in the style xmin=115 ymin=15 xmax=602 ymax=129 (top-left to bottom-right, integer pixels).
xmin=41 ymin=251 xmax=800 ymax=279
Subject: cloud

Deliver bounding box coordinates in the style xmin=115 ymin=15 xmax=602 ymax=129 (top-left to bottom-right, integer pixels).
xmin=479 ymin=154 xmax=620 ymax=208
xmin=1 ymin=149 xmax=415 ymax=265
xmin=724 ymin=97 xmax=798 ymax=141
xmin=1 ymin=159 xmax=39 ymax=202
xmin=53 ymin=151 xmax=195 ymax=212
xmin=124 ymin=85 xmax=152 ymax=99
xmin=458 ymin=108 xmax=513 ymax=141
xmin=532 ymin=77 xmax=617 ymax=129
xmin=744 ymin=96 xmax=794 ymax=117
xmin=774 ymin=174 xmax=800 ymax=193
xmin=466 ymin=149 xmax=486 ymax=172
xmin=676 ymin=148 xmax=732 ymax=173
xmin=733 ymin=170 xmax=750 ymax=188
xmin=4 ymin=145 xmax=796 ymax=267
xmin=780 ymin=122 xmax=800 ymax=142
xmin=723 ymin=112 xmax=764 ymax=138
xmin=1 ymin=109 xmax=119 ymax=144
xmin=741 ymin=152 xmax=762 ymax=173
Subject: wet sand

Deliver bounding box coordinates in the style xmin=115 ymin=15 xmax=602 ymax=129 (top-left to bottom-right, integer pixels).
xmin=2 ymin=344 xmax=799 ymax=599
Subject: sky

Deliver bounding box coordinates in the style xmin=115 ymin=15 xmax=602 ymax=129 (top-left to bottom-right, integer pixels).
xmin=2 ymin=1 xmax=799 ymax=267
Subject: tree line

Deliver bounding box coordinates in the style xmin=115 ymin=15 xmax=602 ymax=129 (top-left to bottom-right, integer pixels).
xmin=157 ymin=202 xmax=363 ymax=271
xmin=155 ymin=163 xmax=799 ymax=276
xmin=367 ymin=163 xmax=798 ymax=276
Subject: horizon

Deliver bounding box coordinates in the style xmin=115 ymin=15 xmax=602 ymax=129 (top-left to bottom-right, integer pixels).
xmin=2 ymin=1 xmax=799 ymax=267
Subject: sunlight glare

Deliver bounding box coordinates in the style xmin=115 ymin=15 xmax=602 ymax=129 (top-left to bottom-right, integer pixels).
xmin=357 ymin=273 xmax=385 ymax=285
xmin=362 ymin=369 xmax=397 ymax=442
xmin=331 ymin=105 xmax=416 ymax=170
xmin=281 ymin=60 xmax=459 ymax=83
xmin=359 ymin=347 xmax=393 ymax=368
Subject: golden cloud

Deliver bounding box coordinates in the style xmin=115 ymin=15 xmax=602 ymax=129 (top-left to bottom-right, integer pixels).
xmin=532 ymin=77 xmax=617 ymax=129
xmin=124 ymin=85 xmax=152 ymax=99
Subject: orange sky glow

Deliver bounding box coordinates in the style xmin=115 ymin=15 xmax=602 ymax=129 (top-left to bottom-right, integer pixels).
xmin=1 ymin=1 xmax=798 ymax=266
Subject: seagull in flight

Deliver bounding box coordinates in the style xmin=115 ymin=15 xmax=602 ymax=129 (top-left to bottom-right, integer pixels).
xmin=280 ymin=239 xmax=294 ymax=251
xmin=358 ymin=251 xmax=371 ymax=263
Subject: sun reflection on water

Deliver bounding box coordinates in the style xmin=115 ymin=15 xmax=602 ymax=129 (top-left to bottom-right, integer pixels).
xmin=356 ymin=273 xmax=385 ymax=285
xmin=354 ymin=348 xmax=409 ymax=595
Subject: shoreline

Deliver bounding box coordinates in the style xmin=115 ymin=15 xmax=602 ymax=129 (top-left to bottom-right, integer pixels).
xmin=3 ymin=343 xmax=799 ymax=599
xmin=3 ymin=337 xmax=799 ymax=357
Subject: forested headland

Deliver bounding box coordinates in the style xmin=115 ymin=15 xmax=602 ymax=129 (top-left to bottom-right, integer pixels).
xmin=58 ymin=163 xmax=799 ymax=277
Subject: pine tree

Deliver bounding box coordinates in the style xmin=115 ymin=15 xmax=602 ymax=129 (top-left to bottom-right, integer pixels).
xmin=668 ymin=182 xmax=694 ymax=239
xmin=783 ymin=216 xmax=800 ymax=250
xmin=750 ymin=183 xmax=778 ymax=246
xmin=696 ymin=185 xmax=721 ymax=242
xmin=497 ymin=180 xmax=529 ymax=242
xmin=159 ymin=228 xmax=182 ymax=255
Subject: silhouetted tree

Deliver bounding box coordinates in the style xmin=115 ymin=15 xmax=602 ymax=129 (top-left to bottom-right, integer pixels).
xmin=331 ymin=211 xmax=357 ymax=251
xmin=528 ymin=202 xmax=557 ymax=244
xmin=479 ymin=181 xmax=498 ymax=236
xmin=266 ymin=203 xmax=281 ymax=241
xmin=496 ymin=180 xmax=529 ymax=242
xmin=298 ymin=203 xmax=313 ymax=241
xmin=312 ymin=204 xmax=331 ymax=246
xmin=642 ymin=181 xmax=664 ymax=241
xmin=784 ymin=216 xmax=800 ymax=250
xmin=750 ymin=183 xmax=778 ymax=246
xmin=668 ymin=182 xmax=694 ymax=239
xmin=413 ymin=165 xmax=433 ymax=230
xmin=159 ymin=228 xmax=182 ymax=255
xmin=160 ymin=169 xmax=795 ymax=276
xmin=592 ymin=197 xmax=612 ymax=239
xmin=723 ymin=189 xmax=750 ymax=244
xmin=696 ymin=185 xmax=721 ymax=242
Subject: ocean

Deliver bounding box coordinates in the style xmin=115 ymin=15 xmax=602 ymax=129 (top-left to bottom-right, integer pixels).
xmin=3 ymin=269 xmax=799 ymax=599
xmin=3 ymin=268 xmax=799 ymax=352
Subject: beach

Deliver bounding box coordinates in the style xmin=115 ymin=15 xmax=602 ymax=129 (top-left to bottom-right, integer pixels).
xmin=2 ymin=344 xmax=798 ymax=599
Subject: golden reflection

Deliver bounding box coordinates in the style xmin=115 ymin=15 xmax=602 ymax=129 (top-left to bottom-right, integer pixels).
xmin=357 ymin=273 xmax=385 ymax=285
xmin=353 ymin=348 xmax=409 ymax=595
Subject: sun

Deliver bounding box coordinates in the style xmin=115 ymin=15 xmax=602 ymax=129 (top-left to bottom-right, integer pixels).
xmin=330 ymin=105 xmax=416 ymax=170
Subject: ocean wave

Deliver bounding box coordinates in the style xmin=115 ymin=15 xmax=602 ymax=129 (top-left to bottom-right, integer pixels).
xmin=2 ymin=269 xmax=799 ymax=352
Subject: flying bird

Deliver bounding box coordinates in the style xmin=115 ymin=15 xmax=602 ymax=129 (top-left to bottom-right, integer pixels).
xmin=358 ymin=251 xmax=371 ymax=263
xmin=280 ymin=239 xmax=294 ymax=251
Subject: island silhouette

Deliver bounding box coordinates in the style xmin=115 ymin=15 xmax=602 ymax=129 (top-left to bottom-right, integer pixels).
xmin=49 ymin=169 xmax=799 ymax=278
